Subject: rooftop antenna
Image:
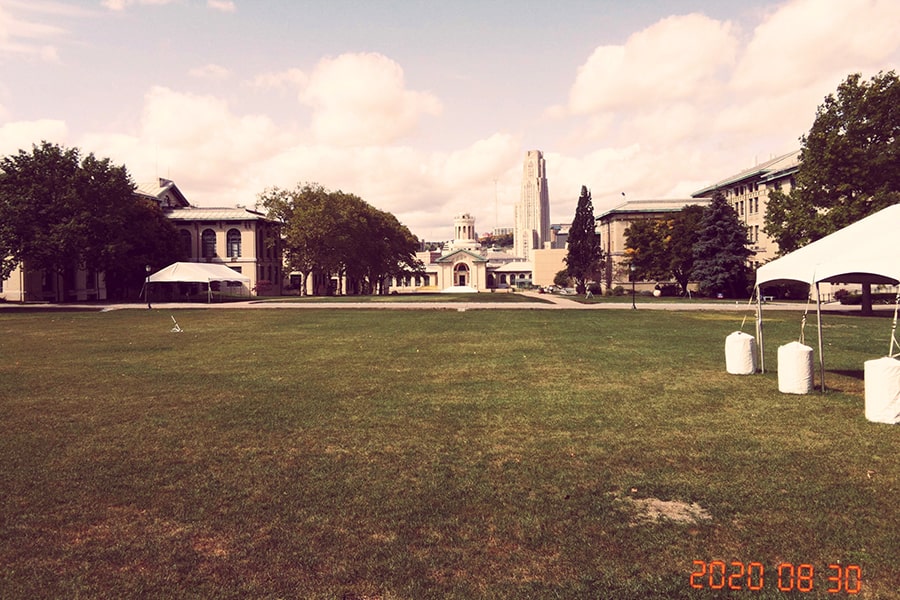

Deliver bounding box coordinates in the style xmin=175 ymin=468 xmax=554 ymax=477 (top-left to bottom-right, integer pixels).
xmin=494 ymin=178 xmax=499 ymax=232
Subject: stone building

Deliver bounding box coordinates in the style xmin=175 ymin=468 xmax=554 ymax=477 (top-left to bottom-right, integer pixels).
xmin=596 ymin=199 xmax=711 ymax=291
xmin=691 ymin=150 xmax=800 ymax=265
xmin=391 ymin=212 xmax=533 ymax=292
xmin=514 ymin=150 xmax=551 ymax=260
xmin=136 ymin=178 xmax=283 ymax=296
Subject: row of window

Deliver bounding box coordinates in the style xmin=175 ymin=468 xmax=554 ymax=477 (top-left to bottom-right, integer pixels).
xmin=734 ymin=197 xmax=760 ymax=217
xmin=391 ymin=272 xmax=530 ymax=287
xmin=393 ymin=275 xmax=431 ymax=287
xmin=179 ymin=228 xmax=243 ymax=258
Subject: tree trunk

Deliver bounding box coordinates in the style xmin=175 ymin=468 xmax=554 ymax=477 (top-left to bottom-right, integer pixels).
xmin=861 ymin=283 xmax=873 ymax=315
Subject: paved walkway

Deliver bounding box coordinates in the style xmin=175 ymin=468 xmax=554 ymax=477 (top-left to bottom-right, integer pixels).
xmin=1 ymin=292 xmax=881 ymax=313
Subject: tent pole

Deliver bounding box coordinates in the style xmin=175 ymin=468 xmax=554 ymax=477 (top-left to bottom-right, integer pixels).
xmin=816 ymin=282 xmax=825 ymax=392
xmin=756 ymin=287 xmax=765 ymax=373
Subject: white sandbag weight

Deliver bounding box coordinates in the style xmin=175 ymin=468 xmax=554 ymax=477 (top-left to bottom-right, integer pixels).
xmin=777 ymin=341 xmax=814 ymax=394
xmin=864 ymin=357 xmax=900 ymax=424
xmin=725 ymin=331 xmax=757 ymax=375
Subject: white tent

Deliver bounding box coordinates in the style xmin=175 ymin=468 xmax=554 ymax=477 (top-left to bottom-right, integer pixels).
xmin=755 ymin=203 xmax=900 ymax=389
xmin=147 ymin=262 xmax=251 ymax=302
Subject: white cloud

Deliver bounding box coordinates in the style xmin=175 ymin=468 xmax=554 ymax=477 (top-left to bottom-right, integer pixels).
xmin=548 ymin=0 xmax=900 ymax=218
xmin=247 ymin=68 xmax=307 ymax=90
xmin=299 ymin=52 xmax=442 ymax=146
xmin=81 ymin=86 xmax=288 ymax=200
xmin=101 ymin=0 xmax=177 ymax=10
xmin=207 ymin=0 xmax=235 ymax=12
xmin=189 ymin=63 xmax=231 ymax=80
xmin=0 ymin=1 xmax=69 ymax=62
xmin=732 ymin=0 xmax=900 ymax=92
xmin=0 ymin=119 xmax=69 ymax=155
xmin=566 ymin=13 xmax=738 ymax=115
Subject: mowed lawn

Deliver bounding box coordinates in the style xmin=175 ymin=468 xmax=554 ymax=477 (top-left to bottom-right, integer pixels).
xmin=0 ymin=308 xmax=897 ymax=599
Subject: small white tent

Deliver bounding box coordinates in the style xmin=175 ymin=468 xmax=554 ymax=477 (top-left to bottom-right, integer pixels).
xmin=148 ymin=262 xmax=251 ymax=302
xmin=755 ymin=203 xmax=900 ymax=389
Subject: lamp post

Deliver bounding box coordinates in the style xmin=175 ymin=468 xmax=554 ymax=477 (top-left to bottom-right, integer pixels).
xmin=630 ymin=263 xmax=636 ymax=310
xmin=145 ymin=265 xmax=152 ymax=309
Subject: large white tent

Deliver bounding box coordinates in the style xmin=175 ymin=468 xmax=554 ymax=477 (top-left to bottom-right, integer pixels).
xmin=147 ymin=262 xmax=251 ymax=302
xmin=755 ymin=203 xmax=900 ymax=389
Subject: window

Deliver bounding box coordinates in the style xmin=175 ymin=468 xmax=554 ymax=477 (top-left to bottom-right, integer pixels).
xmin=226 ymin=229 xmax=241 ymax=258
xmin=201 ymin=229 xmax=217 ymax=258
xmin=179 ymin=230 xmax=192 ymax=258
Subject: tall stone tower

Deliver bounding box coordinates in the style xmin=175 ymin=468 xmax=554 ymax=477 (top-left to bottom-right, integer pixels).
xmin=514 ymin=150 xmax=550 ymax=260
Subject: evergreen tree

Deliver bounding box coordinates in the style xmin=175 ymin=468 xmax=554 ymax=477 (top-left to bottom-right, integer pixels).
xmin=564 ymin=185 xmax=602 ymax=294
xmin=692 ymin=192 xmax=753 ymax=298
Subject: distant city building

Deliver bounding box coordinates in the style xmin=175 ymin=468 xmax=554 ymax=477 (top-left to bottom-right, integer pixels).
xmin=514 ymin=150 xmax=551 ymax=260
xmin=548 ymin=223 xmax=569 ymax=249
xmin=691 ymin=150 xmax=800 ymax=265
xmin=392 ymin=213 xmax=533 ymax=292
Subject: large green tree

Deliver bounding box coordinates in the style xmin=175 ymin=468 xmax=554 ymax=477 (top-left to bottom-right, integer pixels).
xmin=0 ymin=142 xmax=182 ymax=300
xmin=765 ymin=71 xmax=900 ymax=253
xmin=259 ymin=183 xmax=421 ymax=295
xmin=667 ymin=205 xmax=705 ymax=295
xmin=692 ymin=192 xmax=754 ymax=298
xmin=564 ymin=185 xmax=602 ymax=294
xmin=624 ymin=204 xmax=704 ymax=295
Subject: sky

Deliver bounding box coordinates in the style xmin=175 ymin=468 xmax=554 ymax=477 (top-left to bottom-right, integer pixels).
xmin=1 ymin=0 xmax=899 ymax=242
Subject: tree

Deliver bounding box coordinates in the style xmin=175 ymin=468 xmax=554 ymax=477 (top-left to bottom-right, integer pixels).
xmin=765 ymin=71 xmax=900 ymax=253
xmin=0 ymin=142 xmax=183 ymax=300
xmin=692 ymin=192 xmax=754 ymax=298
xmin=553 ymin=269 xmax=571 ymax=288
xmin=623 ymin=205 xmax=704 ymax=295
xmin=666 ymin=205 xmax=705 ymax=295
xmin=624 ymin=218 xmax=670 ymax=282
xmin=565 ymin=185 xmax=602 ymax=294
xmin=259 ymin=182 xmax=421 ymax=295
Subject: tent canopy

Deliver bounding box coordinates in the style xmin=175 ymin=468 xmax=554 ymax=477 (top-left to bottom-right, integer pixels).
xmin=753 ymin=203 xmax=900 ymax=393
xmin=148 ymin=262 xmax=250 ymax=284
xmin=756 ymin=203 xmax=900 ymax=288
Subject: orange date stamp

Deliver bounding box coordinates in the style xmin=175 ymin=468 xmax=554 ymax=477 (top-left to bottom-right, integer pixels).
xmin=690 ymin=560 xmax=862 ymax=594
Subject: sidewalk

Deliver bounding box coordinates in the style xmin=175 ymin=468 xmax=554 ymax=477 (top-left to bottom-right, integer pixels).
xmin=0 ymin=294 xmax=883 ymax=312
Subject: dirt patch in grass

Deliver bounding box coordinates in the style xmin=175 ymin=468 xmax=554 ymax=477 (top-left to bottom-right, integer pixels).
xmin=614 ymin=493 xmax=712 ymax=526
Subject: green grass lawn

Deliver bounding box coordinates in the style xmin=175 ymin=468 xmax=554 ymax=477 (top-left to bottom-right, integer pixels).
xmin=0 ymin=308 xmax=897 ymax=599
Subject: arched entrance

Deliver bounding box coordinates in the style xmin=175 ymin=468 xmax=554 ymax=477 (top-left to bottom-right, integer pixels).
xmin=454 ymin=263 xmax=470 ymax=287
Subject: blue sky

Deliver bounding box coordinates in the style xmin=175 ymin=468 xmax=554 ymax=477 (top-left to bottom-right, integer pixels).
xmin=1 ymin=0 xmax=899 ymax=241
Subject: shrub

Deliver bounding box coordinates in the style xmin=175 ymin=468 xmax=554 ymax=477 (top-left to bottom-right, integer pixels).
xmin=253 ymin=280 xmax=273 ymax=295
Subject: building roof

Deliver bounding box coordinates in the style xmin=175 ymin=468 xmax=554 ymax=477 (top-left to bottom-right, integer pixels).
xmin=166 ymin=206 xmax=269 ymax=222
xmin=596 ymin=198 xmax=710 ymax=220
xmin=433 ymin=249 xmax=489 ymax=263
xmin=691 ymin=149 xmax=801 ymax=197
xmin=491 ymin=261 xmax=533 ymax=272
xmin=134 ymin=177 xmax=190 ymax=208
